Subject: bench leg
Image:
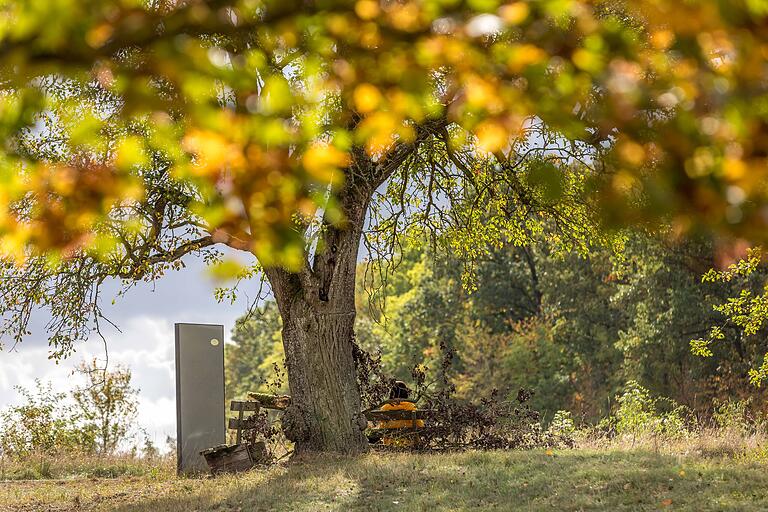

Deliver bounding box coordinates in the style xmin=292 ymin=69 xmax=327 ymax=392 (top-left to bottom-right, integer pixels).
xmin=236 ymin=409 xmax=243 ymax=445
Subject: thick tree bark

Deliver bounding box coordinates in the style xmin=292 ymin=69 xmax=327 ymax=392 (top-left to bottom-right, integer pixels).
xmin=266 ymin=187 xmax=371 ymax=454
xmin=278 ymin=294 xmax=368 ymax=453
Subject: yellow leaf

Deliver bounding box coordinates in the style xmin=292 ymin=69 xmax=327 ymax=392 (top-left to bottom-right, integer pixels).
xmin=465 ymin=76 xmax=500 ymax=110
xmin=115 ymin=136 xmax=149 ymax=170
xmin=182 ymin=130 xmax=243 ymax=175
xmin=261 ymin=75 xmax=294 ymax=115
xmin=617 ymin=139 xmax=646 ymax=167
xmin=208 ymin=258 xmax=246 ymax=281
xmin=499 ymin=3 xmax=529 ymax=25
xmin=650 ymin=30 xmax=675 ymax=50
xmin=354 ymin=83 xmax=382 ymax=113
xmin=507 ymin=44 xmax=547 ymax=73
xmin=302 ymin=143 xmax=350 ymax=184
xmin=573 ymin=48 xmax=603 ymax=73
xmin=476 ymin=121 xmax=508 ymax=153
xmin=85 ymin=23 xmax=114 ymax=48
xmin=723 ymin=158 xmax=746 ymax=180
xmin=357 ymin=111 xmax=412 ymax=156
xmin=355 ymin=0 xmax=380 ymax=20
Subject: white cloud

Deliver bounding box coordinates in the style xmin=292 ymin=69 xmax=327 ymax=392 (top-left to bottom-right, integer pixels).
xmin=0 ymin=344 xmax=82 ymax=399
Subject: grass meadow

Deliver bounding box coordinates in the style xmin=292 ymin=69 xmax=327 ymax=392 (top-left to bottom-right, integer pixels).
xmin=3 ymin=436 xmax=768 ymax=512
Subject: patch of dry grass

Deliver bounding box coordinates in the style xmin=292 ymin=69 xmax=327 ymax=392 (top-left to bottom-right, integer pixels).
xmin=575 ymin=426 xmax=768 ymax=462
xmin=2 ymin=449 xmax=768 ymax=512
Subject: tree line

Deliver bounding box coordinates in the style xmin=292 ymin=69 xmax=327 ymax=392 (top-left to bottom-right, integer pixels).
xmin=227 ymin=233 xmax=768 ymax=423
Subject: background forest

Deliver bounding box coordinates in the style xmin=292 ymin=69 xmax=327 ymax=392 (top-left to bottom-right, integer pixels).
xmin=226 ymin=232 xmax=768 ymax=425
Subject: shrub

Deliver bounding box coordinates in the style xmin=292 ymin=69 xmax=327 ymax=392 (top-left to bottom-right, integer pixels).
xmin=356 ymin=340 xmax=557 ymax=451
xmin=0 ymin=362 xmax=141 ymax=462
xmin=0 ymin=380 xmax=90 ymax=458
xmin=546 ymin=410 xmax=576 ymax=448
xmin=610 ymin=381 xmax=691 ymax=441
xmin=712 ymin=398 xmax=754 ymax=434
xmin=72 ymin=358 xmax=139 ymax=454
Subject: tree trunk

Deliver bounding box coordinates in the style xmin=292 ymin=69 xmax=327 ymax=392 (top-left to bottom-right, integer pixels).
xmin=278 ymin=295 xmax=368 ymax=453
xmin=266 ymin=188 xmax=370 ymax=454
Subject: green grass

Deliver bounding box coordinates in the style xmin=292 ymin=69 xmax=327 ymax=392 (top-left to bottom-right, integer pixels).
xmin=2 ymin=449 xmax=768 ymax=511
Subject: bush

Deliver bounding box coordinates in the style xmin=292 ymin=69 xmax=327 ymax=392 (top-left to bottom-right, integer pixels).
xmin=72 ymin=358 xmax=139 ymax=454
xmin=712 ymin=398 xmax=755 ymax=434
xmin=0 ymin=361 xmax=141 ymax=466
xmin=356 ymin=341 xmax=561 ymax=451
xmin=608 ymin=381 xmax=691 ymax=441
xmin=0 ymin=380 xmax=91 ymax=458
xmin=546 ymin=410 xmax=576 ymax=448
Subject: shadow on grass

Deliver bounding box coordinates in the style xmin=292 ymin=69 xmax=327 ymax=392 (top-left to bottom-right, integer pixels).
xmin=112 ymin=450 xmax=768 ymax=512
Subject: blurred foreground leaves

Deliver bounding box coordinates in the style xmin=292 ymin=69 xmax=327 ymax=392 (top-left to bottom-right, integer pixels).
xmin=1 ymin=0 xmax=768 ymax=263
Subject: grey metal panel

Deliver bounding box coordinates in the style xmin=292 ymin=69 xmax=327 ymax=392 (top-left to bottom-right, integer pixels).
xmin=175 ymin=323 xmax=225 ymax=474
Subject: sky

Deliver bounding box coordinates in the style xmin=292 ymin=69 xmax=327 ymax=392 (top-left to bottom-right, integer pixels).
xmin=0 ymin=253 xmax=257 ymax=452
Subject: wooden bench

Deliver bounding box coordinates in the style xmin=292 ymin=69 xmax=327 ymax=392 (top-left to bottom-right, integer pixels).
xmin=228 ymin=393 xmax=291 ymax=442
xmin=200 ymin=394 xmax=290 ymax=474
xmin=228 ymin=400 xmax=260 ymax=445
xmin=363 ymin=401 xmax=434 ymax=447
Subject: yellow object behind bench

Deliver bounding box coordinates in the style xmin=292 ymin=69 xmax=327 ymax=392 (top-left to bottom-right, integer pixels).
xmin=379 ymin=400 xmax=424 ymax=446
